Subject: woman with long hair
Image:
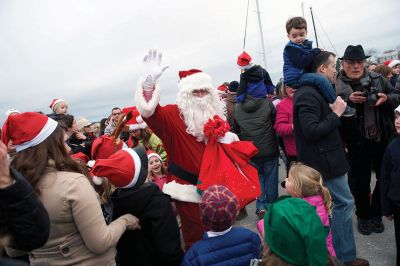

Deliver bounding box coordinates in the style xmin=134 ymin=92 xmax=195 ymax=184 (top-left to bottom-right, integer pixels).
xmin=3 ymin=112 xmax=140 ymax=266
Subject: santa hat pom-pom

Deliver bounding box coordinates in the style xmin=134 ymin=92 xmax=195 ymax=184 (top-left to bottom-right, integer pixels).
xmin=87 ymin=160 xmax=96 ymax=168
xmin=92 ymin=176 xmax=103 ymax=185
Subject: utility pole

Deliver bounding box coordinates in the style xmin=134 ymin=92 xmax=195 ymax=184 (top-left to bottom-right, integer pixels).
xmin=255 ymin=0 xmax=267 ymax=69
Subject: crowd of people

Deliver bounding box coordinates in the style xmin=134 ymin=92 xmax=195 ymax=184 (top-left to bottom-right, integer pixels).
xmin=1 ymin=15 xmax=400 ymax=266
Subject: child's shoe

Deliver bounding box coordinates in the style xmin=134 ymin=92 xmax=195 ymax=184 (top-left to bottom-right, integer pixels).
xmin=342 ymin=106 xmax=356 ymax=117
xmin=370 ymin=217 xmax=384 ymax=233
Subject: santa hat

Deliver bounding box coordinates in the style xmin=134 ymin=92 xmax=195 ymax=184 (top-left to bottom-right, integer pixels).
xmin=49 ymin=99 xmax=66 ymax=111
xmin=71 ymin=152 xmax=90 ymax=163
xmin=199 ymin=185 xmax=239 ymax=232
xmin=178 ymin=69 xmax=214 ymax=94
xmin=147 ymin=149 xmax=162 ymax=162
xmin=217 ymin=84 xmax=228 ymax=94
xmin=5 ymin=108 xmax=20 ymax=117
xmin=91 ymin=135 xmax=125 ymax=160
xmin=383 ymin=59 xmax=400 ymax=68
xmin=1 ymin=112 xmax=58 ymax=152
xmin=128 ymin=115 xmax=148 ymax=131
xmin=92 ymin=146 xmax=148 ymax=189
xmin=237 ymin=51 xmax=253 ymax=70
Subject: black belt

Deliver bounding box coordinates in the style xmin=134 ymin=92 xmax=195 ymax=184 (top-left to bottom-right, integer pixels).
xmin=168 ymin=161 xmax=198 ymax=185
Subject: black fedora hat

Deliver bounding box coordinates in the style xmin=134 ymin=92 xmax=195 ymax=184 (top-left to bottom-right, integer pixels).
xmin=339 ymin=45 xmax=370 ymax=60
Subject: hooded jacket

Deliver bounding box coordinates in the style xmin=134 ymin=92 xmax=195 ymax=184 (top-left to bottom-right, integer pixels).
xmin=237 ymin=65 xmax=274 ymax=103
xmin=111 ymin=183 xmax=183 ymax=266
xmin=234 ymin=95 xmax=278 ymax=159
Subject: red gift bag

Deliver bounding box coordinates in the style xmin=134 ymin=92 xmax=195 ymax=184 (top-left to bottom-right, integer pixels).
xmin=197 ymin=116 xmax=261 ymax=208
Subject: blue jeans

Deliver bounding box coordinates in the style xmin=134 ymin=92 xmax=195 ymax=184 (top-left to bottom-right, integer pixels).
xmin=251 ymin=157 xmax=279 ymax=213
xmin=324 ymin=175 xmax=357 ymax=263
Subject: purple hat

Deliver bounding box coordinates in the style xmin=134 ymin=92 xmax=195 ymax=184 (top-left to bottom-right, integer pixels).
xmin=199 ymin=185 xmax=239 ymax=232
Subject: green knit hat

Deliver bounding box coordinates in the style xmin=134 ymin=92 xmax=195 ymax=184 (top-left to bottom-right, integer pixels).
xmin=264 ymin=196 xmax=329 ymax=266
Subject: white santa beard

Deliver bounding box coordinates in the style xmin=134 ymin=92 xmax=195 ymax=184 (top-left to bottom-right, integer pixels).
xmin=177 ymin=90 xmax=226 ymax=141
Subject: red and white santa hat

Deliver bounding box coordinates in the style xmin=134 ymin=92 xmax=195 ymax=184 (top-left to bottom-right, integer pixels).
xmin=146 ymin=149 xmax=162 ymax=162
xmin=178 ymin=69 xmax=214 ymax=94
xmin=91 ymin=135 xmax=126 ymax=160
xmin=383 ymin=60 xmax=400 ymax=69
xmin=237 ymin=51 xmax=254 ymax=70
xmin=49 ymin=98 xmax=66 ymax=111
xmin=91 ymin=146 xmax=148 ymax=189
xmin=1 ymin=112 xmax=58 ymax=152
xmin=217 ymin=84 xmax=228 ymax=94
xmin=128 ymin=115 xmax=148 ymax=131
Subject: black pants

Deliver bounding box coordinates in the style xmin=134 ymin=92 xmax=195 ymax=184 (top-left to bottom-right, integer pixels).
xmin=393 ymin=204 xmax=400 ymax=266
xmin=347 ymin=139 xmax=387 ymax=219
xmin=285 ymin=155 xmax=297 ymax=177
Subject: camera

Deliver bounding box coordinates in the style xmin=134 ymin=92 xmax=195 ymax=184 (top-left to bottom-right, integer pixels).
xmin=360 ymin=77 xmax=378 ymax=106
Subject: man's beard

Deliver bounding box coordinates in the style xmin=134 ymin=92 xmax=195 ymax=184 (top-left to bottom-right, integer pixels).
xmin=177 ymin=89 xmax=226 ymax=142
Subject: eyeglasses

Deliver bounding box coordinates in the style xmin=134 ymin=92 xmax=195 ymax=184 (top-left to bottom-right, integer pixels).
xmin=112 ymin=112 xmax=121 ymax=116
xmin=344 ymin=60 xmax=365 ymax=66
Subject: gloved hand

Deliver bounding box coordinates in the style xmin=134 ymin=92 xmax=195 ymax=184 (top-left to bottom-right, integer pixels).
xmin=142 ymin=49 xmax=169 ymax=91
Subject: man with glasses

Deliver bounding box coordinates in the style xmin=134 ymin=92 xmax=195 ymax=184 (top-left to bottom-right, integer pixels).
xmin=104 ymin=107 xmax=122 ymax=135
xmin=335 ymin=45 xmax=400 ymax=236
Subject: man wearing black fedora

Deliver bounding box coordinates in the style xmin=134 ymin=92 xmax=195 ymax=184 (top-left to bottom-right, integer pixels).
xmin=335 ymin=44 xmax=400 ymax=236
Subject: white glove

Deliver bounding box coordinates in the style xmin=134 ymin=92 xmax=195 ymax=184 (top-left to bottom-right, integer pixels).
xmin=142 ymin=49 xmax=169 ymax=90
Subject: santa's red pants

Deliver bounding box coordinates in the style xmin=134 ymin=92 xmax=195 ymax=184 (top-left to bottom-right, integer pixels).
xmin=175 ymin=200 xmax=204 ymax=250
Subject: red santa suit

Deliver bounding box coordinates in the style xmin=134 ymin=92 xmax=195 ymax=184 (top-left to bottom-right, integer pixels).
xmin=135 ymin=70 xmax=215 ymax=249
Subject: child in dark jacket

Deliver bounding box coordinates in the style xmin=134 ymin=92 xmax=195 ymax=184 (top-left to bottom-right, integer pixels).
xmin=283 ymin=16 xmax=354 ymax=117
xmin=236 ymin=51 xmax=275 ymax=103
xmin=182 ymin=185 xmax=261 ymax=266
xmin=381 ymin=105 xmax=400 ymax=265
xmin=92 ymin=146 xmax=184 ymax=266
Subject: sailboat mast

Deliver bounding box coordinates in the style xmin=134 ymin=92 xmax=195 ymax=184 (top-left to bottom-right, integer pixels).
xmin=310 ymin=7 xmax=319 ymax=47
xmin=255 ymin=0 xmax=267 ymax=69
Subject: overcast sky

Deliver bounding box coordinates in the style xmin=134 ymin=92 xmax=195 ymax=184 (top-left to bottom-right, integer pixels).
xmin=1 ymin=0 xmax=399 ymax=125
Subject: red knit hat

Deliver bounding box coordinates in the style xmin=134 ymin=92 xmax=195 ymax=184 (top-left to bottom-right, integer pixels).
xmin=199 ymin=185 xmax=239 ymax=232
xmin=178 ymin=69 xmax=214 ymax=94
xmin=92 ymin=146 xmax=148 ymax=189
xmin=147 ymin=149 xmax=162 ymax=162
xmin=237 ymin=51 xmax=252 ymax=67
xmin=1 ymin=112 xmax=58 ymax=152
xmin=49 ymin=99 xmax=66 ymax=111
xmin=91 ymin=135 xmax=124 ymax=160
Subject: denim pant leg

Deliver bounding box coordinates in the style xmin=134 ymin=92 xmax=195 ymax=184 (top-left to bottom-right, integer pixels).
xmin=252 ymin=157 xmax=279 ymax=213
xmin=264 ymin=157 xmax=279 ymax=203
xmin=252 ymin=158 xmax=267 ymax=213
xmin=324 ymin=175 xmax=357 ymax=263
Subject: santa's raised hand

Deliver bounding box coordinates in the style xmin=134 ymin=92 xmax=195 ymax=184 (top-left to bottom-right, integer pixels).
xmin=142 ymin=49 xmax=169 ymax=94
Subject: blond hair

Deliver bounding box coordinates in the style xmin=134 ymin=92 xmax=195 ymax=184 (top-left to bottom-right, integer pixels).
xmin=288 ymin=162 xmax=333 ymax=215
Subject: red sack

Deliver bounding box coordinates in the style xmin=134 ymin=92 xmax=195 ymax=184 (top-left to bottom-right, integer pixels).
xmin=197 ymin=116 xmax=261 ymax=208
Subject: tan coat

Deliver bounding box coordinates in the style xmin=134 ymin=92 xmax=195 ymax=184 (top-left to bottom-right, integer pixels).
xmin=29 ymin=170 xmax=131 ymax=266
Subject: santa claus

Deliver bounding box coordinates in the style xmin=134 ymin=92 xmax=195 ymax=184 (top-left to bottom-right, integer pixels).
xmin=135 ymin=50 xmax=228 ymax=249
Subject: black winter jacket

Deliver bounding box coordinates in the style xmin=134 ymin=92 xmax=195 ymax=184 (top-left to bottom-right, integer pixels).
xmin=293 ymin=85 xmax=350 ymax=180
xmin=111 ymin=183 xmax=183 ymax=266
xmin=234 ymin=95 xmax=279 ymax=159
xmin=0 ymin=168 xmax=50 ymax=251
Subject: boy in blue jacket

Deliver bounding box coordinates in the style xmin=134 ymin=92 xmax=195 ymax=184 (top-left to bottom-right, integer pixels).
xmin=381 ymin=105 xmax=400 ymax=264
xmin=283 ymin=16 xmax=355 ymax=117
xmin=182 ymin=185 xmax=261 ymax=266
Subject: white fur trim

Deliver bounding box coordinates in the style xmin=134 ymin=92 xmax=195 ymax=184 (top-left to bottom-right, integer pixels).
xmin=87 ymin=160 xmax=96 ymax=168
xmin=147 ymin=152 xmax=162 ymax=162
xmin=15 ymin=118 xmax=58 ymax=152
xmin=218 ymin=132 xmax=239 ymax=144
xmin=135 ymin=79 xmax=161 ymax=118
xmin=121 ymin=148 xmax=141 ymax=189
xmin=51 ymin=99 xmax=65 ymax=111
xmin=162 ymin=180 xmax=201 ymax=203
xmin=5 ymin=108 xmax=20 ymax=117
xmin=178 ymin=72 xmax=213 ymax=94
xmin=92 ymin=176 xmax=103 ymax=185
xmin=395 ymin=104 xmax=400 ymax=114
